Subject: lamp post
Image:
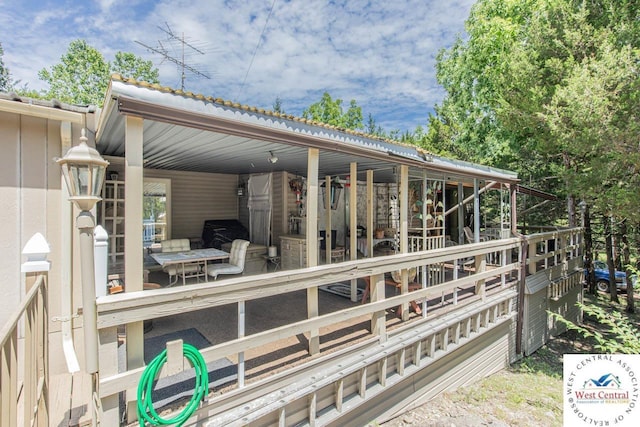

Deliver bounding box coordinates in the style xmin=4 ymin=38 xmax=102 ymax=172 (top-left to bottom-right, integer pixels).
xmin=57 ymin=128 xmax=109 ymax=374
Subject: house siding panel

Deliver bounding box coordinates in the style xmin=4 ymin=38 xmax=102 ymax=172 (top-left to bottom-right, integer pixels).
xmin=333 ymin=318 xmax=515 ymax=427
xmin=143 ymin=169 xmax=238 ymax=240
xmin=0 ymin=111 xmax=22 ymax=327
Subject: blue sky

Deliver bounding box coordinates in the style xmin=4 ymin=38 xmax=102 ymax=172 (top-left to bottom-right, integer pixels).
xmin=0 ymin=0 xmax=474 ymax=133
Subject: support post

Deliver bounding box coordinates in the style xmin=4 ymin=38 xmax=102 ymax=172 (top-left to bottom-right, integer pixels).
xmin=324 ymin=175 xmax=331 ymax=264
xmin=457 ymin=182 xmax=464 ymax=244
xmin=124 ymin=115 xmax=144 ymax=422
xmin=366 ymin=170 xmax=374 ymax=258
xmin=349 ymin=162 xmax=358 ymax=302
xmin=370 ymin=273 xmax=386 ymax=341
xmin=306 ymin=148 xmax=320 ymax=355
xmin=473 ymin=178 xmax=480 ymax=243
xmin=399 ymin=165 xmax=409 ymax=320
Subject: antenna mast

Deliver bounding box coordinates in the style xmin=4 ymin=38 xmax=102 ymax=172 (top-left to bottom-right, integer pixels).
xmin=136 ymin=22 xmax=211 ymax=90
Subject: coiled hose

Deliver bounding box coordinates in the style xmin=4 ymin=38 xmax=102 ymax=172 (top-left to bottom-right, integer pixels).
xmin=137 ymin=343 xmax=209 ymax=426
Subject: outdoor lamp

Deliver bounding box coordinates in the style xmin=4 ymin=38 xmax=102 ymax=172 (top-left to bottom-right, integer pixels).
xmin=58 ymin=129 xmax=109 ymax=211
xmin=268 ymin=151 xmax=278 ymax=164
xmin=57 ymin=128 xmax=109 ymax=375
xmin=321 ymin=179 xmax=343 ymax=210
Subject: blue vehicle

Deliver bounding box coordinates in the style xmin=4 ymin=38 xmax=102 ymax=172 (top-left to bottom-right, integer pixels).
xmin=589 ymin=260 xmax=637 ymax=293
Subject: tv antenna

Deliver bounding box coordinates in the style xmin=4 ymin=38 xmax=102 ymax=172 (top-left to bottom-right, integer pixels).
xmin=136 ymin=22 xmax=212 ymax=90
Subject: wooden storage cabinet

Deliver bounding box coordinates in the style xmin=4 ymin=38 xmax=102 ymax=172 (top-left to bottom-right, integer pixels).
xmin=99 ymin=180 xmax=125 ymax=263
xmin=280 ymin=234 xmax=320 ymax=270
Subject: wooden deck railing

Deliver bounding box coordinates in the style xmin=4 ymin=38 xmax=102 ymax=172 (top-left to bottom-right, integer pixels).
xmin=96 ymin=232 xmax=548 ymax=424
xmin=0 ymin=274 xmax=48 ymax=427
xmin=92 ymin=229 xmax=581 ymax=423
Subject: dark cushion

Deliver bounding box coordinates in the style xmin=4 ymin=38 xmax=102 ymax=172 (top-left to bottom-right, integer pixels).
xmin=202 ymin=220 xmax=250 ymax=249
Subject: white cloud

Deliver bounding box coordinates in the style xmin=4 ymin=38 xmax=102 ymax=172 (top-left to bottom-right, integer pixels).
xmin=0 ymin=0 xmax=474 ymax=132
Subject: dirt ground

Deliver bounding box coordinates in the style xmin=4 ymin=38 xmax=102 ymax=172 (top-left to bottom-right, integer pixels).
xmin=377 ymin=292 xmax=639 ymax=427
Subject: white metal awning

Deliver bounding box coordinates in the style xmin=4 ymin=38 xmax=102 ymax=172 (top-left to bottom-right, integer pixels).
xmin=95 ymin=76 xmax=519 ymax=184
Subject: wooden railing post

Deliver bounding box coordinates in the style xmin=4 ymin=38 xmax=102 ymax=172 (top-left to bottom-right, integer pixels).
xmin=20 ymin=233 xmax=51 ymax=427
xmin=528 ymin=240 xmax=537 ymax=274
xmin=370 ymin=273 xmax=386 ymax=341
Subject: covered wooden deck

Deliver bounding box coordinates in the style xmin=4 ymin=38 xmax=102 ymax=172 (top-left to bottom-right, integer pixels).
xmin=93 ymin=228 xmax=579 ymax=426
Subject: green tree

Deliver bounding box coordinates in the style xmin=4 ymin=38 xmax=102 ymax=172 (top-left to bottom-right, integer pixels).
xmin=431 ymin=0 xmax=640 ymax=309
xmin=39 ymin=39 xmax=159 ymax=106
xmin=0 ymin=42 xmax=12 ymax=91
xmin=272 ymin=97 xmax=285 ymax=114
xmin=302 ymin=92 xmax=364 ymax=130
xmin=39 ymin=40 xmax=110 ymax=105
xmin=111 ymin=51 xmax=159 ymax=84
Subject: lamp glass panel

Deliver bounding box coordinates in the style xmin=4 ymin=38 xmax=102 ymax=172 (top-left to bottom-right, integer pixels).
xmin=70 ymin=164 xmax=90 ymax=196
xmin=91 ymin=165 xmax=106 ymax=197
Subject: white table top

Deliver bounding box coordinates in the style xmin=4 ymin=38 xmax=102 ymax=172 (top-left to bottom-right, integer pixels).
xmin=150 ymin=248 xmax=229 ymax=266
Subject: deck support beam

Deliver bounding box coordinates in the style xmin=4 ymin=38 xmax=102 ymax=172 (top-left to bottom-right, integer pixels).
xmin=124 ymin=115 xmax=144 ymax=423
xmin=349 ymin=162 xmax=358 ymax=302
xmin=324 ymin=175 xmax=332 ymax=265
xmin=399 ymin=165 xmax=409 ymax=321
xmin=306 ymin=148 xmax=320 ymax=355
xmin=366 ymin=170 xmax=373 ymax=258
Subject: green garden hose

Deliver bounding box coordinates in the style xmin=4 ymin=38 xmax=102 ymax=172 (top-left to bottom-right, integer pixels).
xmin=137 ymin=343 xmax=209 ymax=426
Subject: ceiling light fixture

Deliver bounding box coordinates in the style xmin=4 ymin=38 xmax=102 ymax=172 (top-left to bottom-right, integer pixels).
xmin=268 ymin=151 xmax=278 ymax=164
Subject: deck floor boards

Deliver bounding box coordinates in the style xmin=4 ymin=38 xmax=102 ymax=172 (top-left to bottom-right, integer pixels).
xmin=49 ymin=372 xmax=94 ymax=427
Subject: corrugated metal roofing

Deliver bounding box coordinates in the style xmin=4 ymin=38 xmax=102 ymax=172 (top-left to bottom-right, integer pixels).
xmin=95 ymin=75 xmax=518 ymax=184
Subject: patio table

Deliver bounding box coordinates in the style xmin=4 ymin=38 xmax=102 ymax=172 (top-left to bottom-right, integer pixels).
xmin=150 ymin=247 xmax=229 ymax=286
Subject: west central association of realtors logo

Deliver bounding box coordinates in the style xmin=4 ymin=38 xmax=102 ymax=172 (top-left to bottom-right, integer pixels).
xmin=564 ymin=354 xmax=640 ymax=426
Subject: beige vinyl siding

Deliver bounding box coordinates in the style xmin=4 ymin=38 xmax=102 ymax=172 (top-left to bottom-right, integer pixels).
xmin=337 ymin=318 xmax=515 ymax=427
xmin=135 ymin=168 xmax=238 ymax=240
xmin=0 ymin=110 xmax=23 ymax=327
xmin=523 ymin=260 xmax=583 ymax=355
xmin=548 ymin=271 xmax=583 ymax=337
xmin=0 ymin=110 xmax=85 ymax=375
xmin=523 ymin=288 xmax=548 ymax=355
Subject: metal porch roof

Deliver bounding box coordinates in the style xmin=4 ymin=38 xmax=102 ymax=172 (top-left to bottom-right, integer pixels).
xmin=95 ymin=76 xmax=519 ymax=184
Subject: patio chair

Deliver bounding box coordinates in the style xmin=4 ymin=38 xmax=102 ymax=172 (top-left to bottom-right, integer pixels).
xmin=207 ymin=239 xmax=250 ymax=280
xmin=463 ymin=226 xmax=491 ymax=244
xmin=446 ymin=239 xmax=475 ymax=271
xmin=361 ymin=268 xmax=422 ymax=317
xmin=160 ymin=238 xmax=201 ymax=285
xmin=463 ymin=227 xmax=498 ymax=265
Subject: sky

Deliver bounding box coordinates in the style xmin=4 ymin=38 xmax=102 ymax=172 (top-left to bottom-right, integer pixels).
xmin=0 ymin=0 xmax=474 ymax=133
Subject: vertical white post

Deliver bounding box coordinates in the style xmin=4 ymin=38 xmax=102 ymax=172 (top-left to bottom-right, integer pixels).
xmin=366 ymin=170 xmax=373 ymax=258
xmin=473 ymin=178 xmax=480 ymax=243
xmin=94 ymin=225 xmax=108 ymax=297
xmin=125 ymin=115 xmax=144 ymax=422
xmin=306 ymin=148 xmax=320 ymax=355
xmin=399 ymin=165 xmax=409 ymax=320
xmin=324 ymin=175 xmax=332 ymax=264
xmin=349 ymin=162 xmax=358 ymax=302
xmin=457 ymin=182 xmax=464 ymax=244
xmin=238 ymin=301 xmax=245 ymax=387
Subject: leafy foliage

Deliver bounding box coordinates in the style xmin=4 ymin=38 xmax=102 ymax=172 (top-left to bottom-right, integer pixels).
xmin=302 ymin=92 xmax=363 ymax=130
xmin=111 ymin=52 xmax=159 ymax=84
xmin=0 ymin=42 xmax=10 ymax=91
xmin=38 ymin=39 xmax=159 ymax=106
xmin=429 ymin=0 xmax=640 ymax=225
xmin=549 ymin=299 xmax=640 ymax=354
